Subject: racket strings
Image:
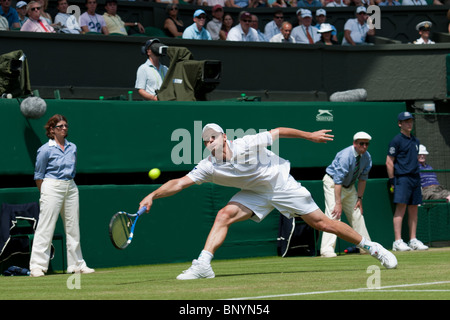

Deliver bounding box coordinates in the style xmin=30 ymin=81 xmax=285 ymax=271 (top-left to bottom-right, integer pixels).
xmin=110 ymin=213 xmax=132 ymax=249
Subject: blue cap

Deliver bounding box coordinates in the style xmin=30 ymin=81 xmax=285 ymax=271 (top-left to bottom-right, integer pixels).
xmin=398 ymin=111 xmax=414 ymax=121
xmin=194 ymin=9 xmax=206 ymax=18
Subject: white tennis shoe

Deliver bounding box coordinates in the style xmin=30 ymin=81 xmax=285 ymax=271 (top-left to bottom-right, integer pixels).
xmin=393 ymin=239 xmax=411 ymax=251
xmin=408 ymin=238 xmax=429 ymax=250
xmin=176 ymin=259 xmax=215 ymax=280
xmin=365 ymin=242 xmax=398 ymax=269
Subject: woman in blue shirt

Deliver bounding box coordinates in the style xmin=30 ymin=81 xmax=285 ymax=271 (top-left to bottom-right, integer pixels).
xmin=29 ymin=114 xmax=94 ymax=277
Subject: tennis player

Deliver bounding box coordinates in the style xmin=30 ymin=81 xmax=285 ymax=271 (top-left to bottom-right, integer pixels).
xmin=139 ymin=124 xmax=397 ymax=280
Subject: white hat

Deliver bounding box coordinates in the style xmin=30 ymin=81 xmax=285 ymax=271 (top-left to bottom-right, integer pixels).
xmin=202 ymin=123 xmax=224 ymax=141
xmin=353 ymin=131 xmax=372 ymax=141
xmin=16 ymin=1 xmax=27 ymax=8
xmin=356 ymin=6 xmax=367 ymax=14
xmin=419 ymin=144 xmax=429 ymax=155
xmin=416 ymin=21 xmax=432 ymax=31
xmin=316 ymin=9 xmax=326 ymax=17
xmin=301 ymin=9 xmax=312 ymax=18
xmin=318 ymin=23 xmax=333 ymax=34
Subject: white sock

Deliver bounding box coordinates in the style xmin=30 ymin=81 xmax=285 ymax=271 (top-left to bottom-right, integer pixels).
xmin=198 ymin=250 xmax=213 ymax=265
xmin=357 ymin=237 xmax=371 ymax=251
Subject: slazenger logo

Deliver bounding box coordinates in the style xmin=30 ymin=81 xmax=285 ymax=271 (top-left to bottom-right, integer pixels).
xmin=316 ymin=109 xmax=334 ymax=122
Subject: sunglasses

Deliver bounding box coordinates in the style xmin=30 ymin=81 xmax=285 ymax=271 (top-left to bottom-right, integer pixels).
xmin=242 ymin=19 xmax=252 ymax=23
xmin=170 ymin=7 xmax=178 ymax=10
xmin=55 ymin=124 xmax=69 ymax=129
xmin=196 ymin=15 xmax=206 ymax=19
xmin=358 ymin=142 xmax=370 ymax=147
xmin=30 ymin=6 xmax=41 ymax=11
xmin=274 ymin=16 xmax=284 ymax=19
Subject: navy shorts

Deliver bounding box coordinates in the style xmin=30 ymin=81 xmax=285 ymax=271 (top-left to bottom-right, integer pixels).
xmin=393 ymin=174 xmax=422 ymax=205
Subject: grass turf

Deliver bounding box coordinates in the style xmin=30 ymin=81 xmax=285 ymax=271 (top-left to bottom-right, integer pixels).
xmin=1 ymin=247 xmax=450 ymax=300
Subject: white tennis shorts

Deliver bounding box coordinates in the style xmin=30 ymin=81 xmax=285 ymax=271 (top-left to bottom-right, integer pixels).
xmin=230 ymin=176 xmax=319 ymax=222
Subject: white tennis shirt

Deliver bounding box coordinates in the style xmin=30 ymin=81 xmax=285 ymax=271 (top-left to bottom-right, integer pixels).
xmin=187 ymin=131 xmax=291 ymax=192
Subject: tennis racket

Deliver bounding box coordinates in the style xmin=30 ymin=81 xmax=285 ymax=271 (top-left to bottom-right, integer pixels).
xmin=109 ymin=206 xmax=147 ymax=250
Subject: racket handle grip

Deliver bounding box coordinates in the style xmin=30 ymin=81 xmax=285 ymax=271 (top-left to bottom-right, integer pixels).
xmin=137 ymin=206 xmax=147 ymax=216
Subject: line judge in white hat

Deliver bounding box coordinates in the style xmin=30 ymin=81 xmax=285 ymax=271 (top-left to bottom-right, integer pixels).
xmin=321 ymin=131 xmax=373 ymax=257
xmin=139 ymin=124 xmax=397 ymax=280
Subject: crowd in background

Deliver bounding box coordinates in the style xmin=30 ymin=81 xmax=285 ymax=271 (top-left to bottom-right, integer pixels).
xmin=1 ymin=0 xmax=449 ymax=44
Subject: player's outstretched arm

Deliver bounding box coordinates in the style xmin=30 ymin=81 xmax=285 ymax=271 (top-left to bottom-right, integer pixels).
xmin=270 ymin=127 xmax=334 ymax=143
xmin=139 ymin=175 xmax=195 ymax=212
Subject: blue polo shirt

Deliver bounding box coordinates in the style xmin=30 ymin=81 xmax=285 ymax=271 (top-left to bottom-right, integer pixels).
xmin=182 ymin=23 xmax=212 ymax=40
xmin=0 ymin=7 xmax=19 ymax=28
xmin=34 ymin=139 xmax=77 ymax=181
xmin=326 ymin=145 xmax=372 ymax=187
xmin=387 ymin=133 xmax=420 ymax=175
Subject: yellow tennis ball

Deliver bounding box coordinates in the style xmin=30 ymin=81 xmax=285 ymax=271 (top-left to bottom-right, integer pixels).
xmin=148 ymin=168 xmax=161 ymax=180
xmin=390 ymin=186 xmax=394 ymax=193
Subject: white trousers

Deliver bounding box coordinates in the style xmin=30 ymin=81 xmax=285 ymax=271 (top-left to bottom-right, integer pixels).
xmin=320 ymin=174 xmax=371 ymax=254
xmin=30 ymin=178 xmax=86 ymax=272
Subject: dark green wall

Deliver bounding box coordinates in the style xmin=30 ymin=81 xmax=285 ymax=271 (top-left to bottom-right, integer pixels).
xmin=0 ymin=179 xmax=399 ymax=270
xmin=0 ymin=99 xmax=405 ymax=175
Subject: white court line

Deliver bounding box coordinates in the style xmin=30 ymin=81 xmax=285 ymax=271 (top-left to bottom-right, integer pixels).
xmin=225 ymin=281 xmax=450 ymax=300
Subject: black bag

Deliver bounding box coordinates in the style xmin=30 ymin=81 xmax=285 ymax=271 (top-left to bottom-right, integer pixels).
xmin=277 ymin=215 xmax=318 ymax=257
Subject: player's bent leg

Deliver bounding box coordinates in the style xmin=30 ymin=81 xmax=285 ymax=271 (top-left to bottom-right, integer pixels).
xmin=301 ymin=209 xmax=398 ymax=269
xmin=177 ymin=202 xmax=254 ymax=280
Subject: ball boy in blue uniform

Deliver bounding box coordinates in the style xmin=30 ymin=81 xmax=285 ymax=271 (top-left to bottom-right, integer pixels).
xmin=386 ymin=112 xmax=428 ymax=251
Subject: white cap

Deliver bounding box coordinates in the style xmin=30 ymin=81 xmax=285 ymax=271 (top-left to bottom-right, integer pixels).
xmin=302 ymin=9 xmax=312 ymax=18
xmin=16 ymin=1 xmax=27 ymax=8
xmin=202 ymin=123 xmax=224 ymax=141
xmin=419 ymin=144 xmax=429 ymax=155
xmin=356 ymin=6 xmax=367 ymax=14
xmin=353 ymin=131 xmax=372 ymax=141
xmin=316 ymin=9 xmax=326 ymax=16
xmin=318 ymin=23 xmax=333 ymax=33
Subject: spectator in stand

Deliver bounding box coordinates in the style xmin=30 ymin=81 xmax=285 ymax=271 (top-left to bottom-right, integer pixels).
xmin=268 ymin=0 xmax=290 ymax=7
xmin=413 ymin=21 xmax=435 ymax=44
xmin=378 ymin=0 xmax=401 ymax=5
xmin=155 ymin=0 xmax=180 ymax=3
xmin=342 ymin=6 xmax=374 ymax=46
xmin=292 ymin=9 xmax=320 ymax=44
xmin=269 ymin=21 xmax=295 ymax=43
xmin=228 ymin=0 xmax=258 ymax=8
xmin=38 ymin=0 xmax=52 ymax=25
xmin=297 ymin=0 xmax=323 ymax=7
xmin=80 ymin=0 xmax=109 ymax=34
xmin=103 ymin=0 xmax=144 ymax=35
xmin=264 ymin=10 xmax=284 ymax=41
xmin=219 ymin=13 xmax=234 ymax=40
xmin=227 ymin=11 xmax=260 ymax=41
xmin=317 ymin=23 xmax=338 ymax=45
xmin=314 ymin=9 xmax=337 ymax=43
xmin=182 ymin=9 xmax=212 ymax=40
xmin=0 ymin=14 xmax=7 ymax=30
xmin=402 ymin=0 xmax=427 ymax=5
xmin=418 ymin=144 xmax=450 ymax=203
xmin=163 ymin=3 xmax=185 ymax=37
xmin=0 ymin=0 xmax=20 ymax=29
xmin=326 ymin=0 xmax=347 ymax=6
xmin=54 ymin=0 xmax=82 ymax=34
xmin=206 ymin=4 xmax=224 ymax=40
xmin=200 ymin=0 xmax=227 ymax=6
xmin=20 ymin=1 xmax=55 ymax=32
xmin=16 ymin=1 xmax=28 ymax=27
xmin=251 ymin=14 xmax=268 ymax=41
